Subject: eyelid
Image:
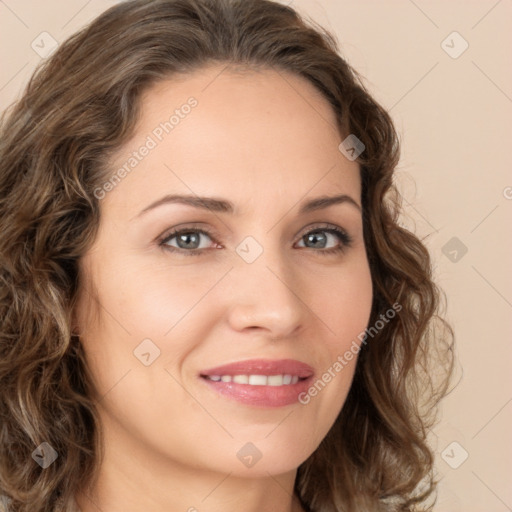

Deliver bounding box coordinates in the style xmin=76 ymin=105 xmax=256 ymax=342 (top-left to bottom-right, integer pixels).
xmin=296 ymin=222 xmax=349 ymax=238
xmin=158 ymin=223 xmax=220 ymax=247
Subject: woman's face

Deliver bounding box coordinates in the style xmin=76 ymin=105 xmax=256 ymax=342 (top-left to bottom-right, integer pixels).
xmin=76 ymin=64 xmax=373 ymax=478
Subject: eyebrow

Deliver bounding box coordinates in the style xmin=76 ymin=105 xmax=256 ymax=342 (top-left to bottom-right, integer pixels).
xmin=133 ymin=192 xmax=361 ymax=220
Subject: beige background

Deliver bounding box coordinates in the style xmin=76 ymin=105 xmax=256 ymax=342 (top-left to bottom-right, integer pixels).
xmin=1 ymin=1 xmax=511 ymax=510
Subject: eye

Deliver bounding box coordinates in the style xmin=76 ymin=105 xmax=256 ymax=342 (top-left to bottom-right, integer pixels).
xmin=159 ymin=226 xmax=218 ymax=256
xmin=158 ymin=223 xmax=353 ymax=256
xmin=295 ymin=225 xmax=353 ymax=255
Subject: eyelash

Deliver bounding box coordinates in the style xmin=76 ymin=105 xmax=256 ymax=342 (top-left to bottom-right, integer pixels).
xmin=158 ymin=223 xmax=353 ymax=257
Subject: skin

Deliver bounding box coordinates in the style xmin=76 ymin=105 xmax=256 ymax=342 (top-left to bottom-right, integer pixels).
xmin=74 ymin=64 xmax=373 ymax=512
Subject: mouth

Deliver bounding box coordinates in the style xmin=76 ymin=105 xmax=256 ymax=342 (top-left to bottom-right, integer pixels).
xmin=203 ymin=374 xmax=306 ymax=385
xmin=199 ymin=358 xmax=314 ymax=408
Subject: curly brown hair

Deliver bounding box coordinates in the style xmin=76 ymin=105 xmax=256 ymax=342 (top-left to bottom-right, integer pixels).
xmin=0 ymin=0 xmax=455 ymax=511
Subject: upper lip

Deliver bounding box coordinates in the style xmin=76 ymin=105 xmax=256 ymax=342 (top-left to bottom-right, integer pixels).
xmin=200 ymin=358 xmax=314 ymax=378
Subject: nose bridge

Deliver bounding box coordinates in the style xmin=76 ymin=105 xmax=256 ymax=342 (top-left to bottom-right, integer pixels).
xmin=226 ymin=234 xmax=305 ymax=335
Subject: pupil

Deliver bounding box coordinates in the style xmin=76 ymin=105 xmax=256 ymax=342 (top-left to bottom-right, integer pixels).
xmin=307 ymin=232 xmax=326 ymax=248
xmin=178 ymin=232 xmax=199 ymax=249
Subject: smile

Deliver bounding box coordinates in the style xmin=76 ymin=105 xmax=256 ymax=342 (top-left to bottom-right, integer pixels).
xmin=203 ymin=374 xmax=302 ymax=385
xmin=199 ymin=358 xmax=314 ymax=407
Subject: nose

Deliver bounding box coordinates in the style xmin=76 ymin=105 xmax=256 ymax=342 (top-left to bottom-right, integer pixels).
xmin=225 ymin=249 xmax=307 ymax=340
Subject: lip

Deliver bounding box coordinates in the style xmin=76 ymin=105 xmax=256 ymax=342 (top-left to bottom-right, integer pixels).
xmin=200 ymin=358 xmax=314 ymax=378
xmin=199 ymin=358 xmax=314 ymax=408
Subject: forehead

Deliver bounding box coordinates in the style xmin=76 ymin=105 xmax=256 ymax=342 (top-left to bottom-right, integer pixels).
xmin=105 ymin=64 xmax=361 ymax=214
xmin=139 ymin=64 xmax=341 ymax=152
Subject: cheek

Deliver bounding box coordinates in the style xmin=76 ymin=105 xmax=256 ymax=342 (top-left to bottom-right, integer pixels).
xmin=80 ymin=259 xmax=231 ymax=391
xmin=299 ymin=258 xmax=372 ymax=417
xmin=112 ymin=259 xmax=229 ymax=336
xmin=312 ymin=257 xmax=373 ymax=351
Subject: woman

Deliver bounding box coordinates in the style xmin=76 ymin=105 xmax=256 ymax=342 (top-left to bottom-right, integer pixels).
xmin=0 ymin=0 xmax=454 ymax=510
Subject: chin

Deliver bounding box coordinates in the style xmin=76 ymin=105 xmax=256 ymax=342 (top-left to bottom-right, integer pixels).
xmin=197 ymin=438 xmax=314 ymax=478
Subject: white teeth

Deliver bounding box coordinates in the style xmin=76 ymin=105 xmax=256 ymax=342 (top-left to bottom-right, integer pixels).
xmin=248 ymin=375 xmax=268 ymax=386
xmin=205 ymin=374 xmax=303 ymax=386
xmin=267 ymin=375 xmax=283 ymax=386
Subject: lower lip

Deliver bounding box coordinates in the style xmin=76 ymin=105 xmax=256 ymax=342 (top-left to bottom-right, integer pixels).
xmin=200 ymin=376 xmax=313 ymax=407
